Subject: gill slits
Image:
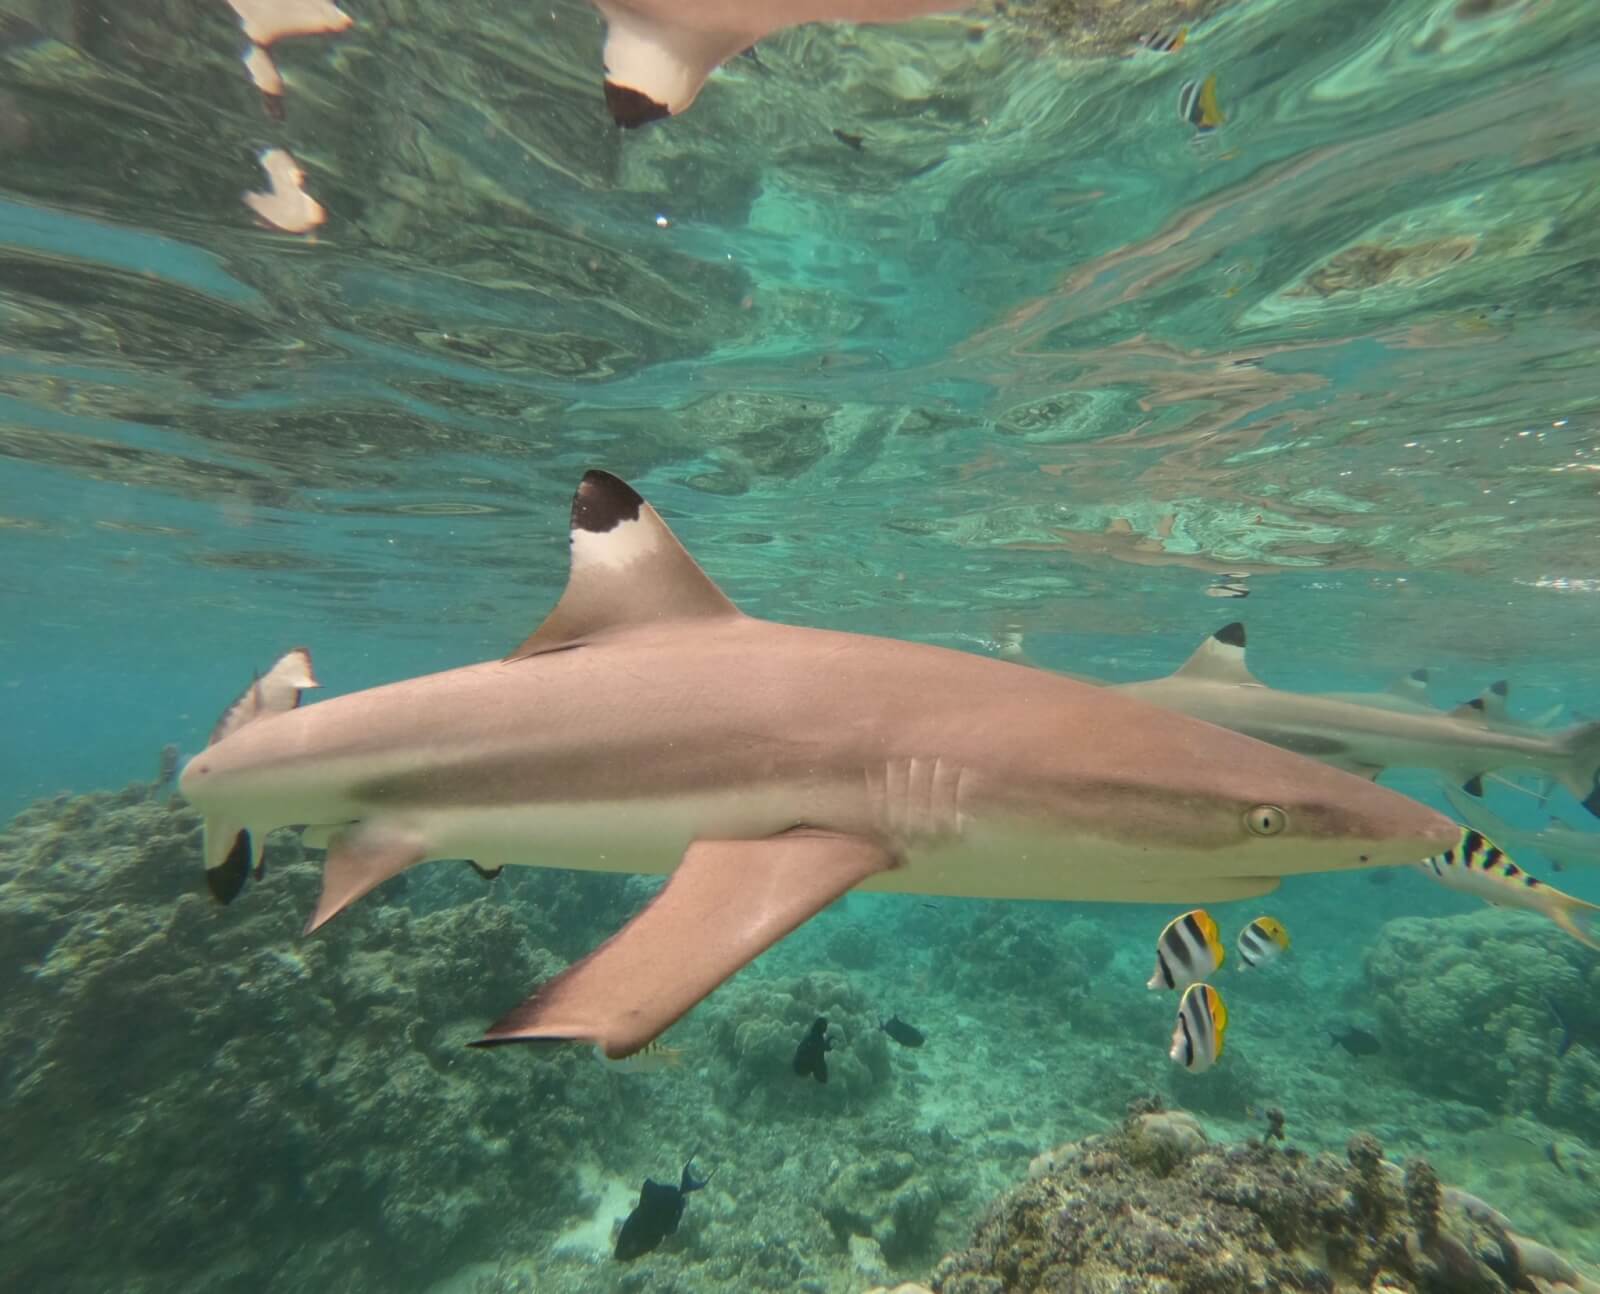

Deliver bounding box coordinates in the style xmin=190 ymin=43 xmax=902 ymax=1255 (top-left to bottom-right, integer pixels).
xmin=865 ymin=756 xmax=967 ymax=846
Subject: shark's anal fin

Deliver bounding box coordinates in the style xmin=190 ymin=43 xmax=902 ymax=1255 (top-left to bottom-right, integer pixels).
xmin=1172 ymin=622 xmax=1261 ymax=686
xmin=506 ymin=470 xmax=742 ymax=661
xmin=472 ymin=829 xmax=899 ymax=1057
xmin=303 ymin=823 xmax=427 ymax=934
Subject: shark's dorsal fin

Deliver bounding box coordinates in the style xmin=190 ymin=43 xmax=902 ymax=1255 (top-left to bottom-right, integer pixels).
xmin=1172 ymin=622 xmax=1260 ymax=686
xmin=507 ymin=470 xmax=741 ymax=661
xmin=1449 ymin=696 xmax=1492 ymax=726
xmin=1388 ymin=668 xmax=1432 ymax=705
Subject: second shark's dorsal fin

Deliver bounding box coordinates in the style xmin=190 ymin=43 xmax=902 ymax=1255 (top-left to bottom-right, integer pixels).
xmin=507 ymin=470 xmax=741 ymax=661
xmin=1477 ymin=679 xmax=1510 ymax=722
xmin=1172 ymin=622 xmax=1261 ymax=686
xmin=1388 ymin=668 xmax=1433 ymax=705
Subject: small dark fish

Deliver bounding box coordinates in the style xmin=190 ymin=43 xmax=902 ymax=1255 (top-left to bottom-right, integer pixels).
xmin=614 ymin=1156 xmax=711 ymax=1261
xmin=1548 ymin=996 xmax=1577 ymax=1058
xmin=880 ymin=1014 xmax=925 ymax=1048
xmin=467 ymin=860 xmax=504 ymax=882
xmin=1329 ymin=1026 xmax=1381 ymax=1057
xmin=155 ymin=743 xmax=180 ymax=789
xmin=793 ymin=1016 xmax=832 ymax=1083
xmin=832 ymin=128 xmax=865 ymax=151
xmin=1546 ymin=1142 xmax=1566 ymax=1175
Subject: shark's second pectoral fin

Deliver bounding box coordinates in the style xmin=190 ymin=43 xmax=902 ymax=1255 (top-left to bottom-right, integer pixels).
xmin=304 ymin=823 xmax=428 ymax=935
xmin=472 ymin=830 xmax=899 ymax=1058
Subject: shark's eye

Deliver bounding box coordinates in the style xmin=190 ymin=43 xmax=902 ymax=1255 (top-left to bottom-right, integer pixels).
xmin=1245 ymin=805 xmax=1288 ymax=836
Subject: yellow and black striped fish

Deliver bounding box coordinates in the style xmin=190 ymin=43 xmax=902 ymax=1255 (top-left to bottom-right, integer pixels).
xmin=1170 ymin=983 xmax=1228 ymax=1073
xmin=1147 ymin=908 xmax=1225 ymax=990
xmin=1236 ymin=916 xmax=1291 ymax=969
xmin=1178 ymin=73 xmax=1225 ymax=132
xmin=1134 ymin=27 xmax=1188 ymax=53
xmin=1419 ymin=828 xmax=1600 ymax=950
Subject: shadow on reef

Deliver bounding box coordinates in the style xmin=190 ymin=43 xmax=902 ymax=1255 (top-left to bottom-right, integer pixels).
xmin=0 ymin=782 xmax=641 ymax=1294
xmin=921 ymin=1098 xmax=1600 ymax=1294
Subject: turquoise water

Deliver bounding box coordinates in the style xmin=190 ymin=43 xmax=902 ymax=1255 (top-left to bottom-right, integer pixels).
xmin=2 ymin=0 xmax=1598 ymax=1290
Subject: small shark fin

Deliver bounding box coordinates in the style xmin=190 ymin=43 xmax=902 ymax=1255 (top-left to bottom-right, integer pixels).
xmin=1448 ymin=696 xmax=1491 ymax=726
xmin=208 ymin=647 xmax=318 ymax=745
xmin=1462 ymin=774 xmax=1486 ymax=798
xmin=1476 ymin=680 xmax=1510 ymax=722
xmin=1555 ymin=719 xmax=1600 ymax=821
xmin=471 ymin=829 xmax=898 ymax=1056
xmin=594 ymin=0 xmax=757 ymax=126
xmin=1171 ymin=622 xmax=1260 ymax=686
xmin=507 ymin=471 xmax=742 ymax=661
xmin=304 ymin=823 xmax=428 ymax=934
xmin=1388 ymin=668 xmax=1432 ymax=705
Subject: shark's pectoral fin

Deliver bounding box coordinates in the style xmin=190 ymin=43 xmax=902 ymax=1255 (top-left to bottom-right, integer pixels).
xmin=593 ymin=1 xmax=756 ymax=126
xmin=304 ymin=823 xmax=428 ymax=935
xmin=472 ymin=829 xmax=899 ymax=1057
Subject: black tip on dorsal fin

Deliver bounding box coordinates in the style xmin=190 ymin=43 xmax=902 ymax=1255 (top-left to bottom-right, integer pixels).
xmin=1491 ymin=679 xmax=1509 ymax=697
xmin=605 ymin=81 xmax=670 ymax=128
xmin=1467 ymin=697 xmax=1485 ymax=711
xmin=1411 ymin=668 xmax=1430 ymax=683
xmin=1215 ymin=622 xmax=1246 ymax=647
xmin=1462 ymin=775 xmax=1485 ymax=798
xmin=573 ymin=470 xmax=643 ymax=534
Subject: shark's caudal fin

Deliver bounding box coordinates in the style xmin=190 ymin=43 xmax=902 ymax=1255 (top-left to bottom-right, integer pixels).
xmin=199 ymin=648 xmax=318 ymax=903
xmin=594 ymin=1 xmax=756 ymax=126
xmin=1555 ymin=720 xmax=1600 ymax=820
xmin=506 ymin=470 xmax=741 ymax=660
xmin=472 ymin=830 xmax=898 ymax=1057
xmin=1172 ymin=622 xmax=1261 ymax=686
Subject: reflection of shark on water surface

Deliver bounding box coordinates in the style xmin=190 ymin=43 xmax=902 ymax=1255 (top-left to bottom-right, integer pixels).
xmin=181 ymin=472 xmax=1459 ymax=1058
xmin=1115 ymin=624 xmax=1600 ymax=818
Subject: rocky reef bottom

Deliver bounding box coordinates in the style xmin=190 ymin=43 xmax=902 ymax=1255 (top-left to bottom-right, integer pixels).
xmin=901 ymin=1100 xmax=1600 ymax=1294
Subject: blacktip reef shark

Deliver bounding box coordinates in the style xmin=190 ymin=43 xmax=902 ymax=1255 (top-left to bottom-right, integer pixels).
xmin=182 ymin=472 xmax=1461 ymax=1058
xmin=589 ymin=0 xmax=966 ymax=127
xmin=1114 ymin=624 xmax=1600 ymax=820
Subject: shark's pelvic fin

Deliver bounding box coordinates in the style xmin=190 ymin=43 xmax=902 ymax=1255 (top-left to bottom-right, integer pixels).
xmin=304 ymin=822 xmax=428 ymax=934
xmin=199 ymin=648 xmax=319 ymax=904
xmin=471 ymin=829 xmax=899 ymax=1057
xmin=507 ymin=469 xmax=742 ymax=661
xmin=1172 ymin=622 xmax=1260 ymax=686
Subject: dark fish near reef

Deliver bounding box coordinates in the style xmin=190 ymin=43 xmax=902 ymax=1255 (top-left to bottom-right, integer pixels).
xmin=1178 ymin=73 xmax=1225 ymax=132
xmin=1329 ymin=1026 xmax=1381 ymax=1056
xmin=793 ymin=1016 xmax=832 ymax=1083
xmin=614 ymin=1155 xmax=711 ymax=1261
xmin=1148 ymin=908 xmax=1225 ymax=991
xmin=832 ymin=128 xmax=865 ymax=151
xmin=1547 ymin=996 xmax=1600 ymax=1059
xmin=879 ymin=1014 xmax=925 ymax=1047
xmin=1170 ymin=983 xmax=1227 ymax=1073
xmin=156 ymin=743 xmax=181 ymax=790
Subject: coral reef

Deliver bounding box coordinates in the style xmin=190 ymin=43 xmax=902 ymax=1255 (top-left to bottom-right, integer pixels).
xmin=932 ymin=1100 xmax=1600 ymax=1293
xmin=1365 ymin=911 xmax=1600 ymax=1135
xmin=0 ymin=783 xmax=623 ymax=1294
